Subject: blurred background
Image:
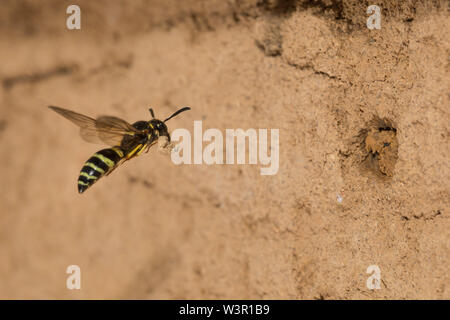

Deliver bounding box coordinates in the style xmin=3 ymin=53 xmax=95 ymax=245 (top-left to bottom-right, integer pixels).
xmin=0 ymin=0 xmax=448 ymax=299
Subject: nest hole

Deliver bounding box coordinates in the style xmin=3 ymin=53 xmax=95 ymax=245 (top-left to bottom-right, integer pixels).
xmin=363 ymin=117 xmax=399 ymax=177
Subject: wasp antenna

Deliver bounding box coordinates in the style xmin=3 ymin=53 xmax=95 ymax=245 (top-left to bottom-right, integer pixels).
xmin=149 ymin=108 xmax=155 ymax=118
xmin=164 ymin=107 xmax=191 ymax=123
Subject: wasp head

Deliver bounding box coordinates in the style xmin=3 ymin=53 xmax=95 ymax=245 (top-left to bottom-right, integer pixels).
xmin=148 ymin=106 xmax=191 ymax=142
xmin=149 ymin=119 xmax=170 ymax=141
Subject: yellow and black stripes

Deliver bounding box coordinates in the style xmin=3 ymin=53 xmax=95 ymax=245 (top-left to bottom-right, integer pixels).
xmin=78 ymin=147 xmax=124 ymax=193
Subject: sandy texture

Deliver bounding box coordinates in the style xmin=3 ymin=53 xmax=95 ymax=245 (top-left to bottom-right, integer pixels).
xmin=0 ymin=1 xmax=448 ymax=299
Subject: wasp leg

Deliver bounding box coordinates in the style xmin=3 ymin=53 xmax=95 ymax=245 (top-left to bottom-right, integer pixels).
xmin=144 ymin=141 xmax=157 ymax=153
xmin=136 ymin=145 xmax=148 ymax=156
xmin=126 ymin=144 xmax=144 ymax=160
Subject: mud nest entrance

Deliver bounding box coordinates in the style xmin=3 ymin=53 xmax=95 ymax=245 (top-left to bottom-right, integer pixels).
xmin=363 ymin=117 xmax=399 ymax=177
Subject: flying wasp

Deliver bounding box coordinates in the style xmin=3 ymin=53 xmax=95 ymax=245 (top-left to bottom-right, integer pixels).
xmin=49 ymin=105 xmax=191 ymax=194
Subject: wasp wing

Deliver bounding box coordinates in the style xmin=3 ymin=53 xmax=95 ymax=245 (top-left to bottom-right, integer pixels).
xmin=95 ymin=116 xmax=141 ymax=147
xmin=49 ymin=106 xmax=103 ymax=144
xmin=49 ymin=106 xmax=140 ymax=146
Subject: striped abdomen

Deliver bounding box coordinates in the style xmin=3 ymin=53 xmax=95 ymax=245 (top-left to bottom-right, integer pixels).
xmin=78 ymin=147 xmax=125 ymax=194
